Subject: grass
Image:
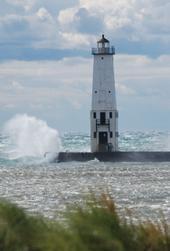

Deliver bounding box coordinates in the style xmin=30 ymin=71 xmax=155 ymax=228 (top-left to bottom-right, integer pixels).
xmin=0 ymin=194 xmax=169 ymax=251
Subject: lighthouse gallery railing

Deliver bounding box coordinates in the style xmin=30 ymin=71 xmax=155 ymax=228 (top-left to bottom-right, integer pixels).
xmin=92 ymin=47 xmax=115 ymax=55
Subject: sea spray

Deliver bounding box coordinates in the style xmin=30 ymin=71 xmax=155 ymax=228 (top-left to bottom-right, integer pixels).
xmin=3 ymin=114 xmax=62 ymax=160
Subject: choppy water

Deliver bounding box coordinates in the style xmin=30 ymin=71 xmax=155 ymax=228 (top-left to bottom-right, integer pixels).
xmin=0 ymin=127 xmax=170 ymax=221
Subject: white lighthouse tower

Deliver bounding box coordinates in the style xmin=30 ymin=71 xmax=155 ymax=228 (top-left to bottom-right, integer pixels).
xmin=90 ymin=34 xmax=119 ymax=152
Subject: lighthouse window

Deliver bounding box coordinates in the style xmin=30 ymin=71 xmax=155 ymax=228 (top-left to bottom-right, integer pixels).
xmin=93 ymin=112 xmax=96 ymax=119
xmin=101 ymin=57 xmax=104 ymax=60
xmin=94 ymin=132 xmax=96 ymax=138
xmin=109 ymin=112 xmax=112 ymax=118
xmin=100 ymin=112 xmax=106 ymax=125
xmin=109 ymin=91 xmax=111 ymax=93
xmin=110 ymin=132 xmax=113 ymax=138
xmin=95 ymin=91 xmax=97 ymax=94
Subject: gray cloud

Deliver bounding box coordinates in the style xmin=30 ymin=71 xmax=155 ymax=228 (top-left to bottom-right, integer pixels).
xmin=5 ymin=0 xmax=78 ymax=14
xmin=74 ymin=8 xmax=104 ymax=34
xmin=0 ymin=11 xmax=60 ymax=49
xmin=1 ymin=15 xmax=29 ymax=36
xmin=0 ymin=0 xmax=170 ymax=58
xmin=58 ymin=0 xmax=170 ymax=47
xmin=0 ymin=1 xmax=78 ymax=50
xmin=0 ymin=55 xmax=170 ymax=131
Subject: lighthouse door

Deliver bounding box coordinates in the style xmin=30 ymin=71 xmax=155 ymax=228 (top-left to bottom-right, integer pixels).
xmin=98 ymin=132 xmax=108 ymax=152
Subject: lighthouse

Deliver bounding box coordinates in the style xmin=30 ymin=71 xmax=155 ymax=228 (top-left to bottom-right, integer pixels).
xmin=90 ymin=34 xmax=119 ymax=152
xmin=57 ymin=36 xmax=170 ymax=162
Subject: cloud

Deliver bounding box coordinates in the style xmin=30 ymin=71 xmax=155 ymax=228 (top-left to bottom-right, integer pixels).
xmin=11 ymin=80 xmax=23 ymax=90
xmin=58 ymin=7 xmax=103 ymax=34
xmin=58 ymin=7 xmax=76 ymax=27
xmin=116 ymin=83 xmax=136 ymax=96
xmin=36 ymin=8 xmax=53 ymax=21
xmin=0 ymin=1 xmax=170 ymax=57
xmin=6 ymin=0 xmax=36 ymax=11
xmin=5 ymin=0 xmax=78 ymax=13
xmin=58 ymin=0 xmax=170 ymax=47
xmin=0 ymin=58 xmax=91 ymax=110
xmin=60 ymin=32 xmax=92 ymax=48
xmin=1 ymin=15 xmax=29 ymax=32
xmin=0 ymin=1 xmax=170 ymax=131
xmin=0 ymin=54 xmax=170 ymax=130
xmin=0 ymin=11 xmax=59 ymax=49
xmin=115 ymin=54 xmax=170 ymax=104
xmin=0 ymin=1 xmax=79 ymax=50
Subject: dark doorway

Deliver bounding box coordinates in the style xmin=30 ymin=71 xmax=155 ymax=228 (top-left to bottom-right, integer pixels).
xmin=98 ymin=132 xmax=108 ymax=152
xmin=100 ymin=112 xmax=106 ymax=125
xmin=99 ymin=132 xmax=108 ymax=144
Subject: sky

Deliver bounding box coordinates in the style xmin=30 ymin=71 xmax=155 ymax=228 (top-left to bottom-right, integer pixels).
xmin=0 ymin=0 xmax=170 ymax=133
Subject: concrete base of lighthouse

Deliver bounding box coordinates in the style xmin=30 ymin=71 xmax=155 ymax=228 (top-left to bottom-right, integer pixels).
xmin=56 ymin=152 xmax=170 ymax=162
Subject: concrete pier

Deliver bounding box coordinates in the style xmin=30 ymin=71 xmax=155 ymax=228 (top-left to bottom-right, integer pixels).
xmin=57 ymin=152 xmax=170 ymax=162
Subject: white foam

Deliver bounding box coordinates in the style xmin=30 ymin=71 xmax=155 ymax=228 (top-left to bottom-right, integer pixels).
xmin=3 ymin=114 xmax=62 ymax=160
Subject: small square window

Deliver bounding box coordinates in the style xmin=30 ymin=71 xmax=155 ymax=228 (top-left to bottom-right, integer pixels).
xmin=93 ymin=112 xmax=96 ymax=119
xmin=109 ymin=112 xmax=112 ymax=118
xmin=110 ymin=132 xmax=113 ymax=138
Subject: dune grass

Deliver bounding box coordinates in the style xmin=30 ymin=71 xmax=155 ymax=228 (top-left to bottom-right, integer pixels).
xmin=0 ymin=194 xmax=169 ymax=251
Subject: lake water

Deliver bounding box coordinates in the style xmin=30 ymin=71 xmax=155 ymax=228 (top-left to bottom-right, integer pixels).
xmin=0 ymin=121 xmax=170 ymax=221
